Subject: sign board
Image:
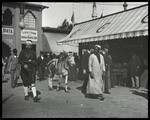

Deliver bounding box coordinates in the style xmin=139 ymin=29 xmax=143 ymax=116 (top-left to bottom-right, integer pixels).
xmin=2 ymin=28 xmax=14 ymax=35
xmin=21 ymin=29 xmax=38 ymax=41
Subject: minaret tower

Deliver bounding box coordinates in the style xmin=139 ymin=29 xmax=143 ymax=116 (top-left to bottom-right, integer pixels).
xmin=123 ymin=2 xmax=128 ymax=11
xmin=92 ymin=2 xmax=97 ymax=19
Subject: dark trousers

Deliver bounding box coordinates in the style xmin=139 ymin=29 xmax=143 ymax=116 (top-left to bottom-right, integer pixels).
xmin=20 ymin=67 xmax=36 ymax=87
xmin=104 ymin=69 xmax=111 ymax=93
xmin=10 ymin=70 xmax=19 ymax=88
xmin=81 ymin=70 xmax=89 ymax=94
xmin=68 ymin=65 xmax=77 ymax=81
xmin=104 ymin=75 xmax=109 ymax=93
xmin=38 ymin=66 xmax=45 ymax=81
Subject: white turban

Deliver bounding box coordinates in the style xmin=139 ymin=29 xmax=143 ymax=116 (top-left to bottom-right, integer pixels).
xmin=95 ymin=44 xmax=101 ymax=49
xmin=26 ymin=40 xmax=32 ymax=45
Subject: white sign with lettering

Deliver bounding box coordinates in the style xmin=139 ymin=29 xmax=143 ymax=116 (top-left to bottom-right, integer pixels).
xmin=21 ymin=29 xmax=38 ymax=41
xmin=2 ymin=28 xmax=14 ymax=35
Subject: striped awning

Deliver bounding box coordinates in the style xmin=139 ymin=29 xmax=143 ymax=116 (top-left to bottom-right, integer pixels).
xmin=57 ymin=4 xmax=148 ymax=45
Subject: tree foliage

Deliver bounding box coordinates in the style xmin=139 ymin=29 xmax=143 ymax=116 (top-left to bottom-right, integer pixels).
xmin=57 ymin=19 xmax=73 ymax=30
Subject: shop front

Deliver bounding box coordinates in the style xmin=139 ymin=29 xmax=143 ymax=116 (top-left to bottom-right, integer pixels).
xmin=57 ymin=4 xmax=148 ymax=87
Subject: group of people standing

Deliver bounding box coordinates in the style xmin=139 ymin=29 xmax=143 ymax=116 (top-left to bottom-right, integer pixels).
xmin=2 ymin=39 xmax=145 ymax=102
xmin=2 ymin=48 xmax=21 ymax=88
xmin=81 ymin=43 xmax=144 ymax=101
xmin=37 ymin=50 xmax=79 ymax=92
xmin=81 ymin=44 xmax=112 ymax=101
xmin=37 ymin=51 xmax=78 ymax=82
xmin=2 ymin=39 xmax=80 ymax=102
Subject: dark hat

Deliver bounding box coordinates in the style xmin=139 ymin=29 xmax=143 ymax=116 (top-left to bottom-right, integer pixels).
xmin=103 ymin=44 xmax=110 ymax=50
xmin=13 ymin=48 xmax=17 ymax=53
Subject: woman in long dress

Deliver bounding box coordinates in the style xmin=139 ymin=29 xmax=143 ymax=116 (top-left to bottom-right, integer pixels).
xmin=86 ymin=45 xmax=105 ymax=100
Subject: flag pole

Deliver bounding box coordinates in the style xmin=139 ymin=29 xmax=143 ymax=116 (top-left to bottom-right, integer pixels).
xmin=100 ymin=9 xmax=103 ymax=18
xmin=72 ymin=4 xmax=74 ymax=27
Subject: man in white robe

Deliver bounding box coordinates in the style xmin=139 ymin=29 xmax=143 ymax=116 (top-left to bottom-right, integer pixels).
xmin=86 ymin=45 xmax=105 ymax=100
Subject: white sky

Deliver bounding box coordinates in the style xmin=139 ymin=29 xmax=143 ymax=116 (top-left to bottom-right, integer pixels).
xmin=30 ymin=2 xmax=148 ymax=28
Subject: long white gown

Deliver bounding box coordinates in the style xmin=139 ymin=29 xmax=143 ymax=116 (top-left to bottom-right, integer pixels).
xmin=86 ymin=53 xmax=105 ymax=94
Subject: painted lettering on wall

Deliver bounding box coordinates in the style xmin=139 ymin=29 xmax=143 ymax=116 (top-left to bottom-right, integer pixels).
xmin=2 ymin=28 xmax=14 ymax=35
xmin=21 ymin=29 xmax=38 ymax=41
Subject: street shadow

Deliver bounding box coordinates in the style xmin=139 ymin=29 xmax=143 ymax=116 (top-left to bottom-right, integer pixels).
xmin=52 ymin=86 xmax=71 ymax=90
xmin=84 ymin=94 xmax=99 ymax=99
xmin=141 ymin=89 xmax=148 ymax=93
xmin=37 ymin=78 xmax=47 ymax=81
xmin=76 ymin=85 xmax=88 ymax=96
xmin=16 ymin=83 xmax=24 ymax=87
xmin=2 ymin=78 xmax=9 ymax=83
xmin=53 ymin=85 xmax=57 ymax=89
xmin=2 ymin=80 xmax=8 ymax=83
xmin=68 ymin=87 xmax=71 ymax=90
xmin=52 ymin=86 xmax=63 ymax=90
xmin=28 ymin=90 xmax=41 ymax=98
xmin=76 ymin=85 xmax=97 ymax=99
xmin=2 ymin=94 xmax=14 ymax=104
xmin=130 ymin=90 xmax=148 ymax=100
xmin=76 ymin=86 xmax=82 ymax=91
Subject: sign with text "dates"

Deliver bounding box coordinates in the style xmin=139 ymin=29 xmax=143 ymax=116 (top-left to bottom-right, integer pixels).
xmin=21 ymin=29 xmax=38 ymax=41
xmin=2 ymin=28 xmax=14 ymax=35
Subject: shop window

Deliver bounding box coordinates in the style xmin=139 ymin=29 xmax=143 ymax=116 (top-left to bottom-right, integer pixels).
xmin=23 ymin=11 xmax=36 ymax=28
xmin=3 ymin=8 xmax=13 ymax=26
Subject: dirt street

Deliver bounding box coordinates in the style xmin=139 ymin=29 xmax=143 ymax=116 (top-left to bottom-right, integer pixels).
xmin=2 ymin=74 xmax=148 ymax=118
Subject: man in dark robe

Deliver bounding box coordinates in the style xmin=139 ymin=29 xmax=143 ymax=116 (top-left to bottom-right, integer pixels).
xmin=19 ymin=40 xmax=40 ymax=102
xmin=37 ymin=53 xmax=46 ymax=81
xmin=81 ymin=46 xmax=94 ymax=94
xmin=101 ymin=44 xmax=112 ymax=94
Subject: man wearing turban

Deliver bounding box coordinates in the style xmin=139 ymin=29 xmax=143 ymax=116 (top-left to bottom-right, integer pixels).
xmin=19 ymin=40 xmax=40 ymax=102
xmin=86 ymin=45 xmax=105 ymax=100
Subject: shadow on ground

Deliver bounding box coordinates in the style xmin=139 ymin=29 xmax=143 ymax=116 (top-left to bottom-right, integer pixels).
xmin=2 ymin=94 xmax=14 ymax=104
xmin=141 ymin=89 xmax=148 ymax=93
xmin=52 ymin=85 xmax=71 ymax=90
xmin=84 ymin=94 xmax=100 ymax=99
xmin=16 ymin=83 xmax=24 ymax=87
xmin=76 ymin=85 xmax=85 ymax=95
xmin=2 ymin=78 xmax=9 ymax=83
xmin=130 ymin=90 xmax=148 ymax=100
xmin=2 ymin=80 xmax=8 ymax=83
xmin=76 ymin=86 xmax=82 ymax=91
xmin=76 ymin=86 xmax=99 ymax=99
